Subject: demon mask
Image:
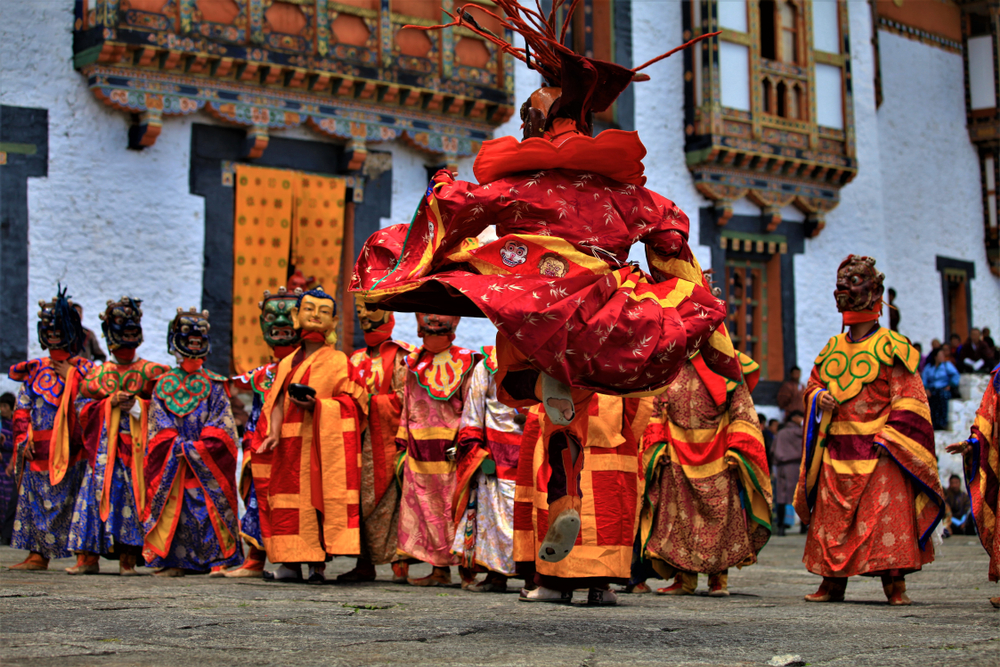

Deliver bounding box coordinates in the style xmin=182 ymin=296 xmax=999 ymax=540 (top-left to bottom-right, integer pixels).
xmin=259 ymin=287 xmax=302 ymax=349
xmin=37 ymin=286 xmax=84 ymax=357
xmin=520 ymin=87 xmax=562 ymax=140
xmin=292 ymin=287 xmax=338 ymax=346
xmin=834 ymin=255 xmax=885 ymax=316
xmin=100 ymin=296 xmax=144 ymax=353
xmin=354 ymin=294 xmax=390 ymax=334
xmin=168 ymin=308 xmax=211 ymax=360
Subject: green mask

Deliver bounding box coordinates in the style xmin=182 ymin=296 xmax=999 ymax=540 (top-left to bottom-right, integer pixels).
xmin=259 ymin=289 xmax=301 ymax=349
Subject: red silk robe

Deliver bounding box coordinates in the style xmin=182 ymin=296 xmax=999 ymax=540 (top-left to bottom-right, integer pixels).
xmin=351 ymin=131 xmax=740 ymax=397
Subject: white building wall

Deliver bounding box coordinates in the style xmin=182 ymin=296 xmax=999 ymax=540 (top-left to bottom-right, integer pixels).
xmin=876 ymin=30 xmax=1000 ymax=348
xmin=792 ymin=1 xmax=889 ymax=369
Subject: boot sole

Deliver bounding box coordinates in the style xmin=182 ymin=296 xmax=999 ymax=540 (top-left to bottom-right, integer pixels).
xmin=538 ymin=511 xmax=581 ymax=563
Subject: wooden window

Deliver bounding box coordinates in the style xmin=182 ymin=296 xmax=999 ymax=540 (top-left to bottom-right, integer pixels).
xmin=936 ymin=257 xmax=975 ymax=343
xmin=724 ymin=252 xmax=784 ymax=380
xmin=779 ymin=1 xmax=798 ymax=63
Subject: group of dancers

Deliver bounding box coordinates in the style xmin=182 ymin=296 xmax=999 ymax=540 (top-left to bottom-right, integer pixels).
xmin=6 ymin=0 xmax=998 ymax=609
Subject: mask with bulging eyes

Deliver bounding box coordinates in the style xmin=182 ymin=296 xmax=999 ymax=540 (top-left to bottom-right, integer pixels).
xmin=259 ymin=287 xmax=302 ymax=348
xmin=101 ymin=297 xmax=144 ymax=351
xmin=168 ymin=309 xmax=211 ymax=359
xmin=834 ymin=255 xmax=884 ymax=313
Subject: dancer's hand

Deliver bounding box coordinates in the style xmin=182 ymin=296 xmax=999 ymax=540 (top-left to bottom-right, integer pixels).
xmin=818 ymin=392 xmax=837 ymax=412
xmin=289 ymin=395 xmax=316 ymax=412
xmin=52 ymin=359 xmax=72 ymax=380
xmin=725 ymin=455 xmax=739 ymax=469
xmin=22 ymin=441 xmax=35 ymax=461
xmin=259 ymin=434 xmax=279 ymax=453
xmin=946 ymin=441 xmax=971 ymax=456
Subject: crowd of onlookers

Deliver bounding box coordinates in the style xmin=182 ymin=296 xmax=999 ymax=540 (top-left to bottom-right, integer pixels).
xmin=918 ymin=327 xmax=997 ymax=431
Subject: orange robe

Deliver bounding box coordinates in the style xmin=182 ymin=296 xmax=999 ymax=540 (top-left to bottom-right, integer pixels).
xmin=795 ymin=328 xmax=944 ymax=577
xmin=513 ymin=394 xmax=652 ymax=583
xmin=260 ymin=345 xmax=367 ymax=563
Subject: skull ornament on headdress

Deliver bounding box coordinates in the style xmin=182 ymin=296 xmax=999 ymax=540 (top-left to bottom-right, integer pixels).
xmin=834 ymin=255 xmax=885 ymax=324
xmin=259 ymin=287 xmax=302 ymax=349
xmin=168 ymin=308 xmax=211 ymax=360
xmin=100 ymin=296 xmax=144 ymax=352
xmin=37 ymin=285 xmax=85 ymax=356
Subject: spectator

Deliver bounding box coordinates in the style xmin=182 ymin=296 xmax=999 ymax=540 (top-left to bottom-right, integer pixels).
xmin=920 ymin=339 xmax=941 ymax=372
xmin=983 ymin=327 xmax=996 ymax=350
xmin=759 ymin=412 xmax=774 ymax=469
xmin=922 ymin=347 xmax=960 ymax=430
xmin=772 ymin=410 xmax=803 ymax=537
xmin=72 ymin=304 xmax=107 ymax=363
xmin=913 ymin=342 xmax=923 ymax=372
xmin=947 ymin=334 xmax=962 ymax=363
xmin=776 ymin=366 xmax=805 ymax=417
xmin=0 ymin=392 xmax=16 ymax=545
xmin=956 ymin=328 xmax=996 ymax=374
xmin=944 ymin=474 xmax=974 ymax=537
xmin=888 ymin=287 xmax=899 ymax=332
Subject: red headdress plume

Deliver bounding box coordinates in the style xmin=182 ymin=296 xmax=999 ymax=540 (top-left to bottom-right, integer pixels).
xmin=406 ymin=0 xmax=718 ymax=134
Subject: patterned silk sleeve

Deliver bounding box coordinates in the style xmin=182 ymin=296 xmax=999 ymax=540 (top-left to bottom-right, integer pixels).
xmin=456 ymin=361 xmax=489 ymax=461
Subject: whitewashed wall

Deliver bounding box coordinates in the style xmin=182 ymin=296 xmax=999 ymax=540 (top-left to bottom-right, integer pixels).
xmin=876 ymin=30 xmax=1000 ymax=349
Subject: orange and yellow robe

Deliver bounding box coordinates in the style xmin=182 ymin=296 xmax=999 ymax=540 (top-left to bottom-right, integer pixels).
xmin=794 ymin=327 xmax=944 ymax=577
xmin=396 ymin=344 xmax=478 ymax=567
xmin=349 ymin=337 xmax=414 ymax=564
xmin=68 ymin=358 xmax=168 ymax=557
xmin=513 ymin=394 xmax=653 ymax=586
xmin=961 ymin=363 xmax=999 ymax=583
xmin=639 ymin=352 xmax=772 ymax=577
xmin=9 ymin=356 xmax=94 ymax=559
xmin=142 ymin=368 xmax=242 ymax=570
xmin=259 ymin=345 xmax=367 ymax=563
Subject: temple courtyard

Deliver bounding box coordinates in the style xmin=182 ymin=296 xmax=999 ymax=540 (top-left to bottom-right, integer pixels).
xmin=1 ymin=536 xmax=997 ymax=666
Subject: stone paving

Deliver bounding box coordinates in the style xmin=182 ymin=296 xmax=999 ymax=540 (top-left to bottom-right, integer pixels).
xmin=1 ymin=535 xmax=998 ymax=667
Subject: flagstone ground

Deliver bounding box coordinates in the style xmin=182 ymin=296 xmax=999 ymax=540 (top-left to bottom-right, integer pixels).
xmin=1 ymin=535 xmax=997 ymax=667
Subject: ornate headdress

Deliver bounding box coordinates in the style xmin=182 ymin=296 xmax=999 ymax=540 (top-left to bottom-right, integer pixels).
xmin=409 ymin=0 xmax=717 ymax=136
xmin=259 ymin=286 xmax=303 ymax=349
xmin=168 ymin=308 xmax=211 ymax=360
xmin=835 ymin=255 xmax=885 ymax=325
xmin=37 ymin=285 xmax=84 ymax=356
xmin=100 ymin=296 xmax=144 ymax=352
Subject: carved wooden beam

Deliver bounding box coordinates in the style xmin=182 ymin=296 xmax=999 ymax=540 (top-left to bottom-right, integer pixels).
xmin=243 ymin=125 xmax=270 ymax=159
xmin=128 ymin=108 xmax=162 ymax=149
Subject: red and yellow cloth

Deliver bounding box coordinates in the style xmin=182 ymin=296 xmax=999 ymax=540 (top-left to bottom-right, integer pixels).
xmin=513 ymin=394 xmax=652 ymax=580
xmin=795 ymin=328 xmax=944 ymax=577
xmin=963 ymin=364 xmax=1000 ymax=582
xmin=259 ymin=345 xmax=367 ymax=562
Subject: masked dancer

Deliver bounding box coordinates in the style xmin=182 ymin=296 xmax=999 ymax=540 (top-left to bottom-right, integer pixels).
xmin=257 ymin=288 xmax=366 ymax=584
xmin=142 ymin=309 xmax=241 ymax=576
xmin=8 ymin=287 xmax=94 ymax=571
xmin=795 ymin=256 xmax=944 ymax=605
xmin=947 ymin=362 xmax=1000 ymax=608
xmin=352 ymin=1 xmax=734 ymax=564
xmin=339 ymin=297 xmax=415 ymax=583
xmin=396 ymin=313 xmax=478 ymax=586
xmin=67 ymin=297 xmax=168 ymax=575
xmin=223 ymin=287 xmax=302 ymax=578
xmin=451 ymin=346 xmax=524 ymax=592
